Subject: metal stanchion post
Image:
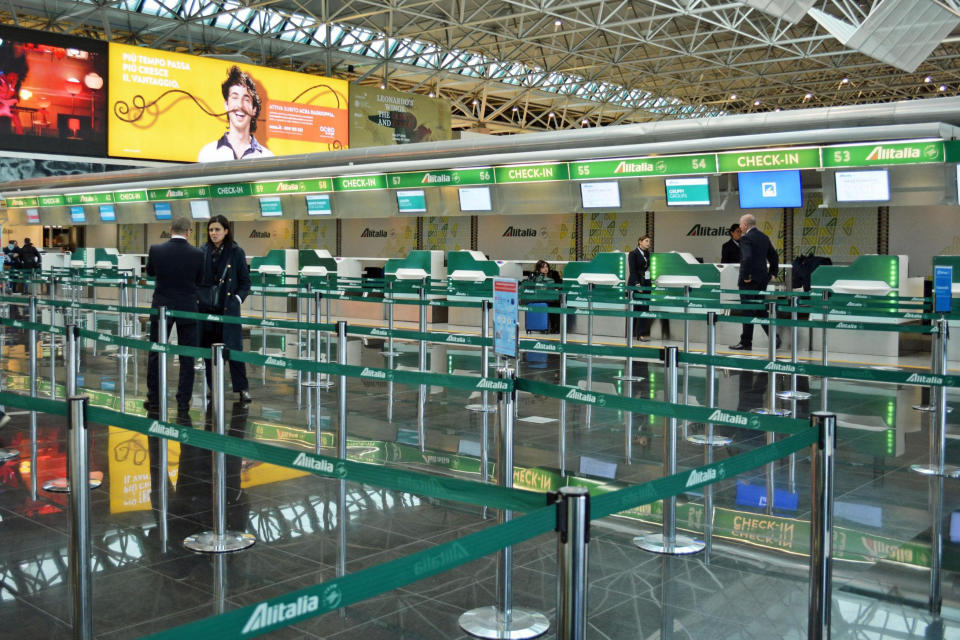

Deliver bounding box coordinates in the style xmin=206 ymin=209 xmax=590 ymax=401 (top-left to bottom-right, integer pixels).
xmin=337 ymin=321 xmax=347 ymax=458
xmin=634 ymin=346 xmax=704 ymax=555
xmin=0 ymin=299 xmax=22 ymax=459
xmin=417 ymin=276 xmax=428 ymax=452
xmin=130 ymin=278 xmax=142 ymax=339
xmin=820 ymin=291 xmax=830 ymax=413
xmin=459 ymin=365 xmax=549 ymax=639
xmin=911 ymin=318 xmax=958 ymax=477
xmin=559 ymin=293 xmax=568 ymax=476
xmin=808 ymin=411 xmax=836 ymax=640
xmin=314 ymin=291 xmax=323 ymax=450
xmin=556 ymin=486 xmax=590 ymax=640
xmin=67 ymin=395 xmax=93 ymax=640
xmin=467 ymin=300 xmax=496 ymax=414
xmin=585 ymin=284 xmax=594 ymax=428
xmin=157 ymin=307 xmax=169 ymax=548
xmin=682 ymin=285 xmax=691 ymax=439
xmin=29 ymin=296 xmax=38 ymax=499
xmin=751 ymin=300 xmax=786 ymax=514
xmin=384 ymin=280 xmax=397 ymax=423
xmin=184 ymin=344 xmax=256 ymax=553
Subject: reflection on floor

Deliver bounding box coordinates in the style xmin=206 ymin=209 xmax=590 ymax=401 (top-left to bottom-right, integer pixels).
xmin=0 ymin=317 xmax=957 ymax=638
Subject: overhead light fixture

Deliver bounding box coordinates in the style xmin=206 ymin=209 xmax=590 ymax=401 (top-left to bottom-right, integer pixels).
xmin=548 ymin=112 xmax=555 ymax=118
xmin=754 ymin=99 xmax=761 ymax=106
xmin=775 ymin=107 xmax=782 ymax=112
xmin=472 ymin=99 xmax=479 ymax=105
xmin=581 ymin=119 xmax=589 ymax=125
xmin=379 ymin=83 xmax=385 ymax=89
xmin=940 ymin=84 xmax=947 ymax=92
xmin=554 ymin=19 xmax=562 ymax=26
xmin=841 ymin=77 xmax=850 ymax=84
xmin=511 ymin=106 xmax=519 ymax=112
xmin=925 ymin=75 xmax=933 ymax=83
xmin=730 ymin=93 xmax=737 ymax=100
xmin=428 ymin=92 xmax=435 ymax=98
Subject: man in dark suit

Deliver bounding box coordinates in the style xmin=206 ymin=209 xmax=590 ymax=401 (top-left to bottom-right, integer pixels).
xmin=730 ymin=214 xmax=779 ymax=350
xmin=627 ymin=234 xmax=653 ymax=341
xmin=720 ymin=223 xmax=741 ymax=264
xmin=145 ymin=217 xmax=205 ymax=412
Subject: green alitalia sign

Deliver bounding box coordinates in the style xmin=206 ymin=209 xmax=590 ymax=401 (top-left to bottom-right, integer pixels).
xmin=8 ymin=197 xmax=38 ymax=208
xmin=387 ymin=168 xmax=494 ymax=189
xmin=251 ymin=179 xmax=332 ymax=195
xmin=822 ymin=141 xmax=944 ymax=167
xmin=38 ymin=195 xmax=66 ymax=207
xmin=494 ymin=163 xmax=570 ymax=184
xmin=211 ymin=183 xmax=252 ymax=198
xmin=113 ymin=190 xmax=148 ymax=204
xmin=333 ymin=175 xmax=388 ymax=191
xmin=570 ymin=154 xmax=716 ymax=179
xmin=65 ymin=192 xmax=114 ymax=205
xmin=147 ymin=186 xmax=209 ymax=201
xmin=717 ymin=147 xmax=821 ymax=172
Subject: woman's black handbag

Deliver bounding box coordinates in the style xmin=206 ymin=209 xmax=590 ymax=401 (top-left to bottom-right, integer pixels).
xmin=198 ymin=260 xmax=230 ymax=313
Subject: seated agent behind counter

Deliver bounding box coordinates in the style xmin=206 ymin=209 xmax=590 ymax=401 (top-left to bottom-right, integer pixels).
xmin=527 ymin=259 xmax=562 ymax=333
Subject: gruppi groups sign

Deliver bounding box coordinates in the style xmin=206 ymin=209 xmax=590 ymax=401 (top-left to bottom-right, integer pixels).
xmin=108 ymin=43 xmax=348 ymax=162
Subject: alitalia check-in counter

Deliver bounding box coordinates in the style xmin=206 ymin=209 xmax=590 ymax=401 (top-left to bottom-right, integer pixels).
xmin=810 ymin=255 xmax=924 ymax=357
xmin=447 ymin=251 xmax=523 ymax=327
xmin=385 ymin=250 xmax=447 ymax=323
xmin=250 ymin=249 xmax=299 ymax=314
xmin=648 ymin=252 xmax=725 ymax=343
xmin=562 ymin=252 xmax=627 ymax=337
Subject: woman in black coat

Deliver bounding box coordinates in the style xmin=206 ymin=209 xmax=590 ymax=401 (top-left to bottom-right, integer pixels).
xmin=199 ymin=215 xmax=252 ymax=402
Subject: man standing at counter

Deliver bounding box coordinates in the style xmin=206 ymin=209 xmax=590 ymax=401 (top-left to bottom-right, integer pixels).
xmin=730 ymin=214 xmax=778 ymax=351
xmin=628 ymin=234 xmax=653 ymax=342
xmin=721 ymin=223 xmax=742 ymax=264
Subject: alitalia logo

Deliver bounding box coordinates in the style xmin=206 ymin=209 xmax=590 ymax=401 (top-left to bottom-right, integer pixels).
xmin=904 ymin=313 xmax=921 ymax=319
xmin=865 ymin=146 xmax=920 ymax=162
xmin=906 ymin=373 xmax=940 ymax=384
xmin=835 ymin=322 xmax=859 ymax=329
xmin=361 ymin=367 xmax=387 ymax=379
xmin=686 ymin=224 xmax=727 ymax=237
xmin=147 ymin=421 xmax=180 ymax=439
xmin=250 ymin=230 xmax=271 ymax=238
xmin=503 ymin=226 xmax=537 ymax=237
xmin=686 ymin=468 xmax=717 ymax=488
xmin=274 ymin=182 xmax=302 ymax=192
xmin=107 ymin=305 xmax=118 ymax=312
xmin=764 ymin=362 xmax=796 ymax=373
xmin=566 ymin=388 xmax=599 ymax=404
xmin=476 ymin=379 xmax=509 ymax=391
xmin=413 ymin=542 xmax=469 ymax=577
xmin=708 ymin=409 xmax=748 ymax=426
xmin=371 ymin=328 xmax=388 ymax=336
xmin=361 ymin=228 xmax=387 ymax=238
xmin=150 ymin=343 xmax=166 ymax=352
xmin=846 ymin=302 xmax=863 ymax=307
xmin=292 ymin=452 xmax=335 ymax=474
xmin=241 ymin=595 xmax=320 ymax=634
xmin=420 ymin=173 xmax=452 ymax=184
xmin=751 ymin=318 xmax=769 ymax=324
xmin=11 ymin=320 xmax=23 ymax=328
xmin=261 ymin=320 xmax=276 ymax=327
xmin=445 ymin=335 xmax=467 ymax=343
xmin=614 ymin=160 xmax=655 ymax=174
xmin=205 ymin=314 xmax=219 ymax=321
xmin=638 ymin=312 xmax=656 ymax=318
xmin=533 ymin=341 xmax=558 ymax=351
xmin=264 ymin=357 xmax=287 ymax=367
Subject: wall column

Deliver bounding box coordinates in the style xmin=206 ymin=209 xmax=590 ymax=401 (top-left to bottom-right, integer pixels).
xmin=782 ymin=207 xmax=794 ymax=264
xmin=645 ymin=211 xmax=655 ymax=251
xmin=877 ymin=206 xmax=889 ymax=254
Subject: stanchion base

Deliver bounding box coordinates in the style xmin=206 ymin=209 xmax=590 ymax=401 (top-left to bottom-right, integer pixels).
xmin=776 ymin=390 xmax=811 ymax=401
xmin=910 ymin=464 xmax=960 ymax=478
xmin=614 ymin=375 xmax=645 ymax=382
xmin=194 ymin=361 xmax=205 ymax=370
xmin=912 ymin=404 xmax=952 ymax=413
xmin=686 ymin=433 xmax=732 ymax=447
xmin=751 ymin=408 xmax=791 ymax=417
xmin=633 ymin=533 xmax=705 ymax=555
xmin=183 ymin=530 xmax=256 ymax=553
xmin=112 ymin=352 xmax=134 ymax=360
xmin=466 ymin=403 xmax=498 ymax=413
xmin=302 ymin=380 xmax=336 ymax=389
xmin=0 ymin=448 xmax=19 ymax=461
xmin=458 ymin=606 xmax=549 ymax=639
xmin=42 ymin=475 xmax=102 ymax=493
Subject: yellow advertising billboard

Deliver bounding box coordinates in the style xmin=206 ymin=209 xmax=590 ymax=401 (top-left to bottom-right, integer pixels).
xmin=108 ymin=43 xmax=348 ymax=162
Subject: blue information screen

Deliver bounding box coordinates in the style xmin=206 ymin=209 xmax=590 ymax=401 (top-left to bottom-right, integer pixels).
xmin=99 ymin=204 xmax=116 ymax=222
xmin=70 ymin=206 xmax=85 ymax=223
xmin=153 ymin=202 xmax=172 ymax=220
xmin=738 ymin=170 xmax=802 ymax=209
xmin=934 ymin=265 xmax=953 ymax=314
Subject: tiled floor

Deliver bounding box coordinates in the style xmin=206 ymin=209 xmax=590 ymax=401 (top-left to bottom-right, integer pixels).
xmin=0 ymin=307 xmax=958 ymax=638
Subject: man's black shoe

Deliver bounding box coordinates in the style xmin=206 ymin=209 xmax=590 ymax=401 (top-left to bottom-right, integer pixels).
xmin=729 ymin=343 xmax=751 ymax=351
xmin=142 ymin=399 xmax=159 ymax=411
xmin=238 ymin=390 xmax=252 ymax=404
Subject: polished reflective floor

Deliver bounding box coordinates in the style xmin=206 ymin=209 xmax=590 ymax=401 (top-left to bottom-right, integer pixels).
xmin=0 ymin=307 xmax=958 ymax=638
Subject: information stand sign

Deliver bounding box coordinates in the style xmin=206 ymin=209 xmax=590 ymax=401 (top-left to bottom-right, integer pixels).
xmin=493 ymin=278 xmax=519 ymax=359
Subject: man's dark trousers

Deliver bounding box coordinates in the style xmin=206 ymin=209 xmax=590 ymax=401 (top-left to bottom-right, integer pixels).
xmin=147 ymin=314 xmax=198 ymax=407
xmin=738 ymin=280 xmax=770 ymax=347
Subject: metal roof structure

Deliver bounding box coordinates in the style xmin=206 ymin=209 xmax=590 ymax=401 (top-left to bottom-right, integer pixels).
xmin=3 ymin=0 xmax=960 ymax=133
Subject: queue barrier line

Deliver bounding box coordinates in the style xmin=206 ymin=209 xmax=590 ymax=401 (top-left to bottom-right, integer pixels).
xmin=514 ymin=378 xmax=809 ymax=435
xmin=141 ymin=505 xmax=558 ymax=640
xmin=678 ymin=351 xmax=960 ymax=388
xmin=0 ymin=389 xmax=68 ymax=416
xmin=0 ymin=316 xmax=66 ymax=335
xmin=75 ymin=327 xmax=209 ymax=360
xmin=591 ymin=429 xmax=818 ymax=520
xmin=713 ymin=313 xmax=934 ymax=334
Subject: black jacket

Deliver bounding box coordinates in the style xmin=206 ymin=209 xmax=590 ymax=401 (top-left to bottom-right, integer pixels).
xmin=720 ymin=238 xmax=740 ymax=264
xmin=738 ymin=227 xmax=778 ymax=287
xmin=146 ymin=237 xmax=204 ymax=311
xmin=202 ymin=240 xmax=251 ymax=311
xmin=18 ymin=243 xmax=40 ymax=269
xmin=627 ymin=247 xmax=650 ymax=287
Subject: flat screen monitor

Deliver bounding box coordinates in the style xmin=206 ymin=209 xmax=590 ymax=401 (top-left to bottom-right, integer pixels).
xmin=738 ymin=170 xmax=803 ymax=209
xmin=306 ymin=194 xmax=332 ymax=215
xmin=579 ymin=181 xmax=621 ymax=208
xmin=259 ymin=197 xmax=282 ymax=217
xmin=458 ymin=187 xmax=492 ymax=212
xmin=189 ymin=199 xmax=210 ymax=220
xmin=396 ymin=189 xmax=426 ymax=213
xmin=70 ymin=206 xmax=85 ymax=223
xmin=26 ymin=208 xmax=39 ymax=224
xmin=153 ymin=202 xmax=172 ymax=220
xmin=98 ymin=204 xmax=116 ymax=222
xmin=665 ymin=177 xmax=711 ymax=206
xmin=835 ymin=170 xmax=890 ymax=202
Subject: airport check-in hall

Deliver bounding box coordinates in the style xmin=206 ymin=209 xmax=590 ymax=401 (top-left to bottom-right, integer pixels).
xmin=0 ymin=3 xmax=960 ymax=639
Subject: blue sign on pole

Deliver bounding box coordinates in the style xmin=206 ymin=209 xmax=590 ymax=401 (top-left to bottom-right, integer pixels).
xmin=493 ymin=277 xmax=518 ymax=358
xmin=934 ymin=265 xmax=953 ymax=314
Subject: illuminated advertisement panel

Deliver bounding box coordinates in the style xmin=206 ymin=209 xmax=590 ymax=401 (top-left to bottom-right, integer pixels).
xmin=0 ymin=25 xmax=107 ymax=157
xmin=108 ymin=43 xmax=349 ymax=162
